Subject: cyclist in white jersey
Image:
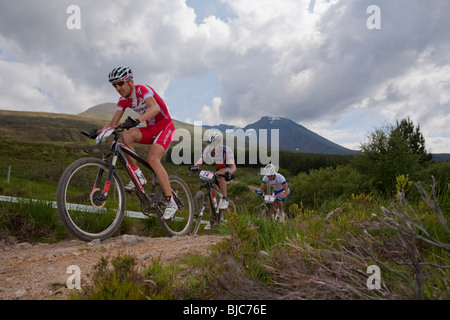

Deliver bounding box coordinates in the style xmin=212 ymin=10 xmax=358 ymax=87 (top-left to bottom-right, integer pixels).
xmin=256 ymin=163 xmax=290 ymax=222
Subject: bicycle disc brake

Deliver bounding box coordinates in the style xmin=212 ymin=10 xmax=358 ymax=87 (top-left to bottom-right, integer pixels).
xmin=90 ymin=188 xmax=106 ymax=209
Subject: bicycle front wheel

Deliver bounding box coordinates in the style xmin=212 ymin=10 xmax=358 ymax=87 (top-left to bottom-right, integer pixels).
xmin=155 ymin=175 xmax=194 ymax=236
xmin=56 ymin=157 xmax=126 ymax=242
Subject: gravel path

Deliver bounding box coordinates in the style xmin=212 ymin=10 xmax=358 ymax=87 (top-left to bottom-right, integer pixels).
xmin=0 ymin=234 xmax=225 ymax=300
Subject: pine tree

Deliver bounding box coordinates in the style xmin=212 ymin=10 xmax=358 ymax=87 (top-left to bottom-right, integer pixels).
xmin=393 ymin=117 xmax=432 ymax=164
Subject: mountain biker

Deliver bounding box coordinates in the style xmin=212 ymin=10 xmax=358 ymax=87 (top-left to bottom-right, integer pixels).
xmin=256 ymin=163 xmax=290 ymax=222
xmin=99 ymin=67 xmax=177 ymax=221
xmin=190 ymin=131 xmax=237 ymax=229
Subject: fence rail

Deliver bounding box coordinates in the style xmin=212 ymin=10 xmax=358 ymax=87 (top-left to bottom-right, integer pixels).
xmin=0 ymin=195 xmax=199 ymax=224
xmin=0 ymin=195 xmax=148 ymax=219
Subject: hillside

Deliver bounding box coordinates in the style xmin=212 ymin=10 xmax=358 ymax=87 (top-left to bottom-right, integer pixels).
xmin=0 ymin=109 xmax=106 ymax=144
xmin=0 ymin=108 xmax=193 ymax=145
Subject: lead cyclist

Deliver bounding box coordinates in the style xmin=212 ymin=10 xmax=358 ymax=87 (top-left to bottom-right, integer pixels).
xmin=97 ymin=66 xmax=177 ymax=221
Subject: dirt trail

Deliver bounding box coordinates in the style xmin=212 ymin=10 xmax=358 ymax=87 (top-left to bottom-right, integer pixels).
xmin=0 ymin=234 xmax=225 ymax=300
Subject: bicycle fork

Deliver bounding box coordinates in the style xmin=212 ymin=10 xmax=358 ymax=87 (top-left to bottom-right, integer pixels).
xmin=90 ymin=168 xmax=112 ymax=209
xmin=90 ymin=156 xmax=120 ymax=208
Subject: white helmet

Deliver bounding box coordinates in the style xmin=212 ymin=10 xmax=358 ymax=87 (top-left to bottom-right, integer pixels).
xmin=207 ymin=131 xmax=223 ymax=145
xmin=108 ymin=67 xmax=133 ymax=83
xmin=265 ymin=163 xmax=277 ymax=176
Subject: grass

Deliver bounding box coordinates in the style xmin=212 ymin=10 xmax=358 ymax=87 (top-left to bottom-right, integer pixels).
xmin=70 ymin=178 xmax=449 ymax=300
xmin=1 ymin=170 xmax=448 ymax=300
xmin=0 ymin=111 xmax=448 ymax=300
xmin=0 ymin=198 xmax=68 ymax=243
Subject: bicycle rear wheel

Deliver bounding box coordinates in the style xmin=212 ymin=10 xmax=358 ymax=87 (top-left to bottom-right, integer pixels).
xmin=155 ymin=175 xmax=194 ymax=236
xmin=56 ymin=157 xmax=126 ymax=242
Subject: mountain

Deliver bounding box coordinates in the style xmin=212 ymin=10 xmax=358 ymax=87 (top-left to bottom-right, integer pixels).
xmin=432 ymin=154 xmax=450 ymax=162
xmin=79 ymin=102 xmax=135 ymax=120
xmin=206 ymin=116 xmax=359 ymax=155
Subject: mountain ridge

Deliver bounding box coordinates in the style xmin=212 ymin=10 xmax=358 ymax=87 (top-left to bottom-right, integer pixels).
xmin=82 ymin=103 xmax=357 ymax=155
xmin=205 ymin=116 xmax=359 ymax=155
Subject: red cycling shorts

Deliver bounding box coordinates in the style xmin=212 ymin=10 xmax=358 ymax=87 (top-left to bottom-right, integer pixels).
xmin=139 ymin=122 xmax=175 ymax=152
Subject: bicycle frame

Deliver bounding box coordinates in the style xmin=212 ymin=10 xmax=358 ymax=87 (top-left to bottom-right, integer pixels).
xmin=190 ymin=169 xmax=236 ymax=235
xmin=198 ymin=177 xmax=224 ymax=221
xmin=101 ymin=134 xmax=144 ymax=199
xmin=257 ymin=193 xmax=279 ymax=218
xmin=93 ymin=128 xmax=177 ymax=216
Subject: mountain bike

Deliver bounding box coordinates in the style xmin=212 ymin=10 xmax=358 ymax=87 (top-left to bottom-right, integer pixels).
xmin=189 ymin=168 xmax=236 ymax=235
xmin=254 ymin=190 xmax=286 ymax=222
xmin=56 ymin=121 xmax=194 ymax=242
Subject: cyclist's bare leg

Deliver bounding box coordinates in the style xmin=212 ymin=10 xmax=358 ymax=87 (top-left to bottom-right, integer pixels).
xmin=215 ymin=168 xmax=228 ymax=197
xmin=147 ymin=144 xmax=172 ymax=198
xmin=122 ymin=128 xmax=142 ymax=167
xmin=275 ymin=201 xmax=284 ymax=212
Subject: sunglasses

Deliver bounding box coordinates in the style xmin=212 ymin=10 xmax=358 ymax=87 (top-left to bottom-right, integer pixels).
xmin=112 ymin=81 xmax=126 ymax=88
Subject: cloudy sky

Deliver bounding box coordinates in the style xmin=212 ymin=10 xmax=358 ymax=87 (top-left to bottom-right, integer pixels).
xmin=0 ymin=0 xmax=449 ymax=153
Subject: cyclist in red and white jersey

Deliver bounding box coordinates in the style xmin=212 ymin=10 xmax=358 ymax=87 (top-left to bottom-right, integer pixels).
xmin=100 ymin=67 xmax=177 ymax=221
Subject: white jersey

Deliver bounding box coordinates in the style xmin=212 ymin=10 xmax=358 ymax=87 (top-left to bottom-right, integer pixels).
xmin=201 ymin=145 xmax=235 ymax=169
xmin=262 ymin=173 xmax=288 ymax=192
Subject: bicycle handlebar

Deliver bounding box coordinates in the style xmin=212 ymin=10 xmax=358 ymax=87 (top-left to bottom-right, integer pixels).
xmin=255 ymin=190 xmax=286 ymax=202
xmin=81 ymin=124 xmax=128 ymax=140
xmin=189 ymin=167 xmax=228 ymax=178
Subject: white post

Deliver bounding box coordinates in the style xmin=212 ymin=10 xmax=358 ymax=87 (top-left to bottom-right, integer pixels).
xmin=7 ymin=166 xmax=11 ymax=184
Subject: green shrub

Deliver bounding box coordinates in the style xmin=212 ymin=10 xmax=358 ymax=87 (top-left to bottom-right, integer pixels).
xmin=290 ymin=165 xmax=370 ymax=208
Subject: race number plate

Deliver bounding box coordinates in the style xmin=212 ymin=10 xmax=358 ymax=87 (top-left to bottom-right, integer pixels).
xmin=264 ymin=195 xmax=276 ymax=203
xmin=199 ymin=170 xmax=215 ymax=181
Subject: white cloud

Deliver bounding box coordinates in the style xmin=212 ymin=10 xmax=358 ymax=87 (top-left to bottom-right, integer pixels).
xmin=198 ymin=97 xmax=223 ymax=125
xmin=427 ymin=137 xmax=450 ymax=155
xmin=0 ymin=0 xmax=449 ymax=153
xmin=0 ymin=59 xmax=105 ymax=113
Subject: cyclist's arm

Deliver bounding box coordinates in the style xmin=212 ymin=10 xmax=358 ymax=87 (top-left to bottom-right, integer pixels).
xmin=281 ymin=183 xmax=290 ymax=197
xmin=228 ymin=163 xmax=237 ymax=176
xmin=259 ymin=181 xmax=266 ymax=192
xmin=194 ymin=147 xmax=210 ymax=167
xmin=105 ymin=109 xmax=124 ymax=128
xmin=193 ymin=159 xmax=204 ymax=168
xmin=137 ymin=97 xmax=161 ymax=123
